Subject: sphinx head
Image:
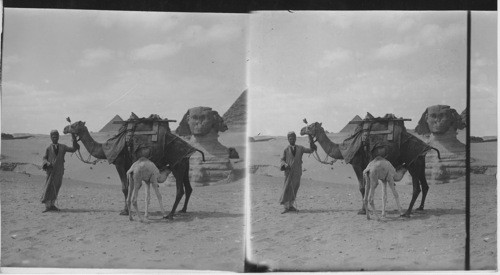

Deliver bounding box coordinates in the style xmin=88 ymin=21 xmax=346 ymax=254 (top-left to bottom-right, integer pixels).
xmin=176 ymin=107 xmax=228 ymax=137
xmin=416 ymin=105 xmax=465 ymax=136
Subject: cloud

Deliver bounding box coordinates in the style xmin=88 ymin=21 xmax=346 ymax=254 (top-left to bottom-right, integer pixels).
xmin=206 ymin=24 xmax=243 ymax=41
xmin=318 ymin=48 xmax=354 ymax=68
xmin=79 ymin=48 xmax=116 ymax=67
xmin=417 ymin=23 xmax=464 ymax=47
xmin=95 ymin=11 xmax=181 ymax=32
xmin=374 ymin=22 xmax=464 ymax=60
xmin=325 ymin=14 xmax=353 ymax=29
xmin=397 ymin=18 xmax=416 ymax=32
xmin=3 ymin=54 xmax=22 ymax=65
xmin=473 ymin=52 xmax=495 ymax=67
xmin=3 ymin=81 xmax=58 ymax=98
xmin=129 ymin=42 xmax=182 ymax=61
xmin=321 ymin=12 xmax=417 ymax=33
xmin=2 ymin=81 xmax=73 ymax=133
xmin=374 ymin=43 xmax=417 ymax=60
xmin=2 ymin=55 xmax=22 ymax=72
xmin=183 ymin=24 xmax=243 ymax=46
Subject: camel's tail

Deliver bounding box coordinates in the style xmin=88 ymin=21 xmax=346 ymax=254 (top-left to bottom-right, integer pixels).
xmin=196 ymin=149 xmax=206 ymax=162
xmin=430 ymin=147 xmax=441 ymax=160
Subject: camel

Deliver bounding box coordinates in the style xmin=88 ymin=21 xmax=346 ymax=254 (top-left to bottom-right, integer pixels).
xmin=363 ymin=156 xmax=405 ymax=220
xmin=63 ymin=120 xmax=204 ymax=220
xmin=126 ymin=157 xmax=172 ymax=222
xmin=300 ymin=121 xmax=440 ymax=218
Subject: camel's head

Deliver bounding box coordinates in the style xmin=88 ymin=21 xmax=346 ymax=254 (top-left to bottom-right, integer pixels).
xmin=63 ymin=121 xmax=87 ymax=136
xmin=300 ymin=122 xmax=324 ymax=137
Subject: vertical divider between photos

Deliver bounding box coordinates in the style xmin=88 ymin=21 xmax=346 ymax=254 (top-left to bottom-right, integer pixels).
xmin=465 ymin=9 xmax=471 ymax=271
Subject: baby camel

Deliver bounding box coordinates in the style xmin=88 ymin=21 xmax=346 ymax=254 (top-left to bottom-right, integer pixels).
xmin=126 ymin=157 xmax=172 ymax=222
xmin=363 ymin=156 xmax=407 ymax=220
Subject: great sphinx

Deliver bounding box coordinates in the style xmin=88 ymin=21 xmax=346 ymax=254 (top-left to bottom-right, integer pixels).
xmin=415 ymin=105 xmax=466 ymax=184
xmin=175 ymin=106 xmax=236 ymax=185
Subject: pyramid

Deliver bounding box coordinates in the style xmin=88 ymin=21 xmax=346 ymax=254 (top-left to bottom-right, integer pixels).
xmin=339 ymin=115 xmax=362 ymax=133
xmin=222 ymin=90 xmax=247 ymax=132
xmin=99 ymin=115 xmax=124 ymax=132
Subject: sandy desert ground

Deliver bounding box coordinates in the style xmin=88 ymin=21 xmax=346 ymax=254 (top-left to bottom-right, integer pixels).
xmin=1 ymin=132 xmax=246 ymax=272
xmin=0 ymin=131 xmax=496 ymax=272
xmin=248 ymin=135 xmax=496 ymax=271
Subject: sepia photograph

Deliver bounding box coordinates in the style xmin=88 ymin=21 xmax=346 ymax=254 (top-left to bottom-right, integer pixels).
xmin=247 ymin=10 xmax=496 ymax=271
xmin=1 ymin=8 xmax=248 ymax=271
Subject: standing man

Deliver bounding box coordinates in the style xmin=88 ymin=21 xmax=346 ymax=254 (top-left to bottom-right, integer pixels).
xmin=279 ymin=131 xmax=317 ymax=214
xmin=41 ymin=130 xmax=79 ymax=212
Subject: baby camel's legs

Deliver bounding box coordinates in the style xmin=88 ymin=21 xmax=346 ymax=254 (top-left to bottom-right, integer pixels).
xmin=145 ymin=182 xmax=151 ymax=219
xmin=368 ymin=177 xmax=379 ymax=220
xmin=382 ymin=181 xmax=388 ymax=218
xmin=363 ymin=173 xmax=371 ymax=220
xmin=388 ymin=179 xmax=403 ymax=215
xmin=131 ymin=179 xmax=145 ymax=223
xmin=126 ymin=174 xmax=134 ymax=221
xmin=151 ymin=183 xmax=168 ymax=216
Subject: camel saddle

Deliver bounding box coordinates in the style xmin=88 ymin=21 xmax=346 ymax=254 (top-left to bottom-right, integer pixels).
xmin=340 ymin=113 xmax=411 ymax=165
xmin=102 ymin=113 xmax=197 ymax=167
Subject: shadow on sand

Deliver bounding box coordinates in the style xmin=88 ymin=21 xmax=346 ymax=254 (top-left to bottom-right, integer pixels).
xmin=295 ymin=207 xmax=465 ymax=220
xmin=358 ymin=208 xmax=466 ymax=223
xmin=142 ymin=210 xmax=243 ymax=223
xmin=293 ymin=208 xmax=357 ymax=214
xmin=59 ymin=208 xmax=117 ymax=213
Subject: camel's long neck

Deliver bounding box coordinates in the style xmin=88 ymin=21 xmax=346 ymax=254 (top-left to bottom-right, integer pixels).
xmin=314 ymin=130 xmax=344 ymax=159
xmin=78 ymin=128 xmax=107 ymax=159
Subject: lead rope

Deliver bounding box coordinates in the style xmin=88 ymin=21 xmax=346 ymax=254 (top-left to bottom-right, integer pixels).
xmin=307 ymin=134 xmax=337 ymax=166
xmin=311 ymin=148 xmax=337 ymax=165
xmin=70 ymin=134 xmax=101 ymax=165
xmin=74 ymin=148 xmax=101 ymax=165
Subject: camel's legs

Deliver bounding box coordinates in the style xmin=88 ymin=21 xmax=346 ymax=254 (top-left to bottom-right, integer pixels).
xmin=388 ymin=179 xmax=403 ymax=215
xmin=382 ymin=180 xmax=388 ymax=218
xmin=145 ymin=182 xmax=151 ymax=219
xmin=164 ymin=167 xmax=185 ymax=220
xmin=126 ymin=173 xmax=134 ymax=221
xmin=363 ymin=173 xmax=371 ymax=220
xmin=180 ymin=182 xmax=192 ymax=213
xmin=415 ymin=158 xmax=429 ymax=211
xmin=116 ymin=163 xmax=130 ymax=215
xmin=368 ymin=181 xmax=379 ymax=220
xmin=180 ymin=160 xmax=192 ymax=213
xmin=151 ymin=183 xmax=167 ymax=216
xmin=132 ymin=181 xmax=144 ymax=223
xmin=402 ymin=168 xmax=421 ymax=217
xmin=354 ymin=165 xmax=366 ymax=214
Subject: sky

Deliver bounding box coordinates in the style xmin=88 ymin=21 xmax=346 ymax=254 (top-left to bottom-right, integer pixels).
xmin=2 ymin=9 xmax=248 ymax=134
xmin=248 ymin=11 xmax=497 ymax=137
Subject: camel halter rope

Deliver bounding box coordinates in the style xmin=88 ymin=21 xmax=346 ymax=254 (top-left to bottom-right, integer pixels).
xmin=302 ymin=119 xmax=337 ymax=166
xmin=67 ymin=117 xmax=101 ymax=165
